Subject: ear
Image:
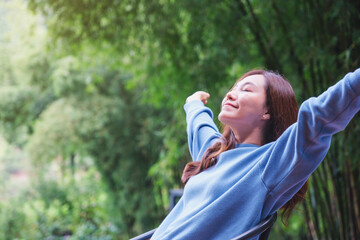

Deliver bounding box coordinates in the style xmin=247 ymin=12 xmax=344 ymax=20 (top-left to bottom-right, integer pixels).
xmin=261 ymin=113 xmax=270 ymax=120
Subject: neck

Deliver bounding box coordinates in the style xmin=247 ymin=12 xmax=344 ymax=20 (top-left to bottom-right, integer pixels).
xmin=231 ymin=126 xmax=264 ymax=146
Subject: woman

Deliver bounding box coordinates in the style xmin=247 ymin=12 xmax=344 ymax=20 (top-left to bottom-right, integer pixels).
xmin=151 ymin=68 xmax=360 ymax=240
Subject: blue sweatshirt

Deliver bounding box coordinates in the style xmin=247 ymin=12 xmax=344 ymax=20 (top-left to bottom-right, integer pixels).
xmin=151 ymin=68 xmax=360 ymax=240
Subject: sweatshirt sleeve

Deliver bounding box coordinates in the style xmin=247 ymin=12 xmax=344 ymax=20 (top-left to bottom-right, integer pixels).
xmin=260 ymin=68 xmax=360 ymax=200
xmin=184 ymin=100 xmax=221 ymax=161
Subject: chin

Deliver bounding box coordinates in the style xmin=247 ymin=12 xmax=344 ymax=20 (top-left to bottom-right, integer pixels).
xmin=218 ymin=113 xmax=229 ymax=125
xmin=218 ymin=113 xmax=224 ymax=123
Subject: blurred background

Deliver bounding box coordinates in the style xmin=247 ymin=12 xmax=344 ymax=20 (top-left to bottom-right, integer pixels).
xmin=0 ymin=0 xmax=359 ymax=239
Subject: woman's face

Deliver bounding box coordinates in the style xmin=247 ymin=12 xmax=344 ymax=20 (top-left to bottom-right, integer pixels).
xmin=218 ymin=74 xmax=269 ymax=129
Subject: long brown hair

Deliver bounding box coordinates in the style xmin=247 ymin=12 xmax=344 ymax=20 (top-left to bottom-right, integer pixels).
xmin=182 ymin=69 xmax=308 ymax=224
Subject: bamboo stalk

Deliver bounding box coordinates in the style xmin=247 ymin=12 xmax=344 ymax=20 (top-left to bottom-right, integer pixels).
xmin=348 ymin=160 xmax=360 ymax=237
xmin=319 ymin=162 xmax=338 ymax=238
xmin=324 ymin=157 xmax=342 ymax=240
xmin=331 ymin=137 xmax=346 ymax=240
xmin=313 ymin=172 xmax=332 ymax=239
xmin=302 ymin=201 xmax=317 ymax=240
xmin=308 ymin=175 xmax=324 ymax=240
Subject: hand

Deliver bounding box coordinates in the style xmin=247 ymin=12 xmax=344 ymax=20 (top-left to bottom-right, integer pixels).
xmin=186 ymin=91 xmax=210 ymax=105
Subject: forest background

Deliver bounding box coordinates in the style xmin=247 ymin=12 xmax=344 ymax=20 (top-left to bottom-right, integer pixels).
xmin=0 ymin=0 xmax=359 ymax=239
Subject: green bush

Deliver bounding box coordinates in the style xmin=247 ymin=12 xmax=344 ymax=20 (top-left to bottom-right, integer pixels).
xmin=0 ymin=164 xmax=123 ymax=240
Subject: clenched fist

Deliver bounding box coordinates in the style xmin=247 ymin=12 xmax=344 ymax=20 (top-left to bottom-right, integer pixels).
xmin=186 ymin=91 xmax=210 ymax=105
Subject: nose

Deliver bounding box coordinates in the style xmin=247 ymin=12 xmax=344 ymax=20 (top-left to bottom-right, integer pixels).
xmin=226 ymin=90 xmax=236 ymax=100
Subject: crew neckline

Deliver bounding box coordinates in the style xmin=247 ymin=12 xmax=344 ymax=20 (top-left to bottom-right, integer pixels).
xmin=235 ymin=143 xmax=260 ymax=148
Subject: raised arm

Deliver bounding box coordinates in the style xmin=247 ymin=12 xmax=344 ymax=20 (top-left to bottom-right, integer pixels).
xmin=260 ymin=68 xmax=360 ymax=205
xmin=184 ymin=91 xmax=221 ymax=161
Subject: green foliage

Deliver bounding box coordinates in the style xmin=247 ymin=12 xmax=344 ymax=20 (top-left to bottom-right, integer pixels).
xmin=1 ymin=0 xmax=360 ymax=239
xmin=0 ymin=200 xmax=28 ymax=239
xmin=25 ymin=64 xmax=166 ymax=236
xmin=0 ymin=86 xmax=36 ymax=126
xmin=0 ymin=86 xmax=37 ymax=144
xmin=27 ymin=96 xmax=110 ymax=165
xmin=0 ymin=0 xmax=47 ymax=86
xmin=51 ymin=56 xmax=86 ymax=97
xmin=1 ymin=1 xmax=166 ymax=238
xmin=0 ymin=166 xmax=120 ymax=240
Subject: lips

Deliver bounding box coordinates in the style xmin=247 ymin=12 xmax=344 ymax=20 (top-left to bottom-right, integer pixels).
xmin=223 ymin=102 xmax=238 ymax=108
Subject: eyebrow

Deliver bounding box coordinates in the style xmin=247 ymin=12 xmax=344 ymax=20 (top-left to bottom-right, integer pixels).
xmin=234 ymin=81 xmax=258 ymax=89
